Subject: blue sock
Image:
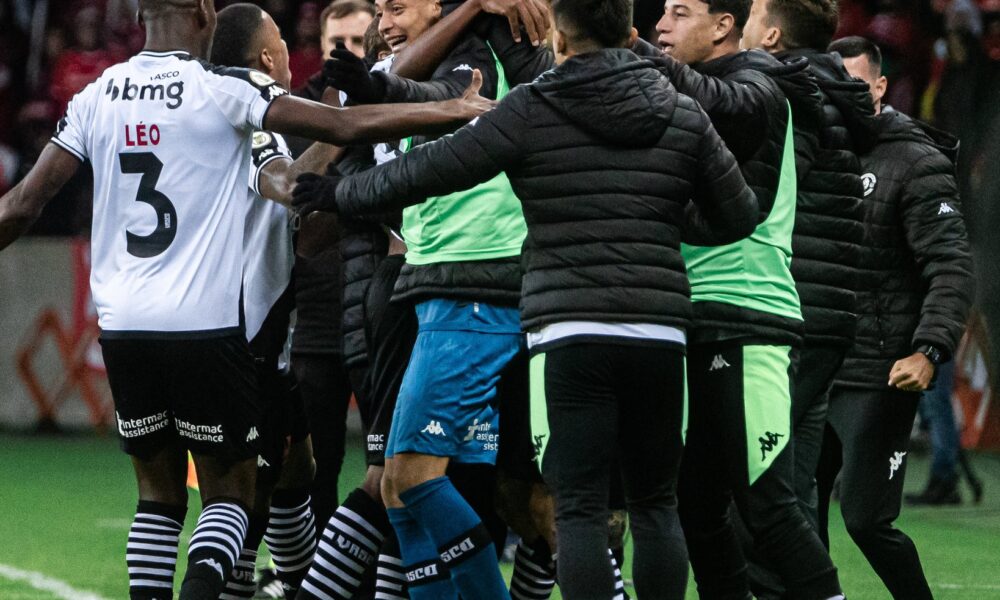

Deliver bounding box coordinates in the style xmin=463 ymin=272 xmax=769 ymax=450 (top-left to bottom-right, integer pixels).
xmin=400 ymin=477 xmax=510 ymax=600
xmin=387 ymin=506 xmax=456 ymax=600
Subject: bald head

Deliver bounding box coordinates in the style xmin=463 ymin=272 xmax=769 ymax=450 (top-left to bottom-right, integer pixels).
xmin=139 ymin=0 xmax=201 ymax=18
xmin=138 ymin=0 xmax=216 ymax=58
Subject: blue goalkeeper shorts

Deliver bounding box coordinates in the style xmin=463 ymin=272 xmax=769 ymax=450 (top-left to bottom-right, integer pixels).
xmin=385 ymin=298 xmax=523 ymax=464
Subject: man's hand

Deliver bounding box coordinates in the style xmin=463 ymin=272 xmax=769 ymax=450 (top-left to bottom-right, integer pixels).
xmin=292 ymin=169 xmax=343 ymax=218
xmin=479 ymin=0 xmax=550 ymax=46
xmin=323 ymin=43 xmax=385 ymax=104
xmin=449 ymin=69 xmax=496 ymax=122
xmin=889 ymin=352 xmax=936 ymax=392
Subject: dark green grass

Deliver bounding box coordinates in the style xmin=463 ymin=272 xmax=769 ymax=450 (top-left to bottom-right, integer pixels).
xmin=0 ymin=434 xmax=998 ymax=599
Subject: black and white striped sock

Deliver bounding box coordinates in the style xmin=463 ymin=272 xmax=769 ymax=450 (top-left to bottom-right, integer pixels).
xmin=510 ymin=537 xmax=556 ymax=600
xmin=181 ymin=501 xmax=249 ymax=599
xmin=610 ymin=549 xmax=627 ymax=600
xmin=299 ymin=488 xmax=389 ymax=599
xmin=127 ymin=501 xmax=186 ymax=600
xmin=374 ymin=532 xmax=408 ymax=600
xmin=221 ymin=515 xmax=267 ymax=600
xmin=264 ymin=488 xmax=317 ymax=593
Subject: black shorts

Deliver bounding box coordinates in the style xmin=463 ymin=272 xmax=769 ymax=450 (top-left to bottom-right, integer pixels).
xmin=496 ymin=348 xmax=541 ymax=482
xmin=361 ymin=255 xmax=417 ymax=466
xmin=255 ymin=364 xmax=310 ymax=479
xmin=101 ymin=334 xmax=261 ymax=461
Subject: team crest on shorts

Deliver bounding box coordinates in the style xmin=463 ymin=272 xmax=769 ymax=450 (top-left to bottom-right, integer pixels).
xmin=861 ymin=173 xmax=877 ymax=197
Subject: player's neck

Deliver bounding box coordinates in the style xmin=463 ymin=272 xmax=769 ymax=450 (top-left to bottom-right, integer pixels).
xmin=142 ymin=18 xmax=207 ymax=58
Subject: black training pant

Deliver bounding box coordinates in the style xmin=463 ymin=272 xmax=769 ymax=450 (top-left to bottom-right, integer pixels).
xmin=679 ymin=340 xmax=841 ymax=600
xmin=817 ymin=385 xmax=932 ymax=600
xmin=291 ymin=352 xmax=353 ymax=529
xmin=536 ymin=342 xmax=688 ymax=600
xmin=745 ymin=344 xmax=846 ymax=599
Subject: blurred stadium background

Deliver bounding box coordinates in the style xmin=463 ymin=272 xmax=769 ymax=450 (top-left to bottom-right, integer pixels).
xmin=1 ymin=0 xmax=1000 ymax=598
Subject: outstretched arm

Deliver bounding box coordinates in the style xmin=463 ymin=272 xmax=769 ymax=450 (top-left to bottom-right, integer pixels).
xmin=263 ymin=71 xmax=494 ymax=146
xmin=0 ymin=145 xmax=80 ymax=250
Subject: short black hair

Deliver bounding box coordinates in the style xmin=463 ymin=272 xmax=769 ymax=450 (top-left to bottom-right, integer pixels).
xmin=211 ymin=3 xmax=266 ymax=68
xmin=766 ymin=0 xmax=838 ymax=50
xmin=705 ymin=0 xmax=751 ymax=30
xmin=828 ymin=35 xmax=882 ymax=74
xmin=551 ymin=0 xmax=633 ymax=49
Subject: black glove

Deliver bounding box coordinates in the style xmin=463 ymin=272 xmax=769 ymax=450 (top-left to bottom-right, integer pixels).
xmin=323 ymin=42 xmax=386 ymax=104
xmin=292 ymin=170 xmax=343 ymax=217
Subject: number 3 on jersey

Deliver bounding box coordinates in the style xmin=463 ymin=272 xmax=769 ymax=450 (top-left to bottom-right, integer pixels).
xmin=119 ymin=152 xmax=177 ymax=258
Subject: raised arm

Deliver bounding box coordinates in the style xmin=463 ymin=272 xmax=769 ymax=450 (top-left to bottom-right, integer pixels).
xmin=294 ymin=85 xmax=531 ymax=218
xmin=683 ymin=105 xmax=758 ymax=246
xmin=391 ymin=0 xmax=550 ymax=80
xmin=0 ymin=145 xmax=80 ymax=250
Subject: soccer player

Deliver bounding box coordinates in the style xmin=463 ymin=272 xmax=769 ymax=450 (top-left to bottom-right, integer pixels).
xmin=208 ymin=5 xmax=358 ymax=597
xmin=821 ymin=36 xmax=974 ymax=600
xmin=291 ymin=2 xmax=760 ymax=598
xmin=0 ymin=0 xmax=492 ymax=597
xmin=652 ymin=1 xmax=846 ymax=598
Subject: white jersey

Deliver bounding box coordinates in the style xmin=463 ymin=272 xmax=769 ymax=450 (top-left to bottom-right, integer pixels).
xmin=243 ymin=131 xmax=294 ymax=343
xmin=52 ymin=50 xmax=288 ymax=336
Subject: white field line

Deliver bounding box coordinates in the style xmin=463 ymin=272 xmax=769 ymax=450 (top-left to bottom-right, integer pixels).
xmin=0 ymin=564 xmax=110 ymax=600
xmin=935 ymin=583 xmax=1000 ymax=591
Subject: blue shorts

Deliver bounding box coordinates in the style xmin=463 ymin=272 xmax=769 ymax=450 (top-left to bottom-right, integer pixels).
xmin=386 ymin=299 xmax=523 ymax=464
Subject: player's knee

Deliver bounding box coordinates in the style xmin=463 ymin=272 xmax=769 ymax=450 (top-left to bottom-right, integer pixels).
xmin=842 ymin=508 xmax=886 ymax=546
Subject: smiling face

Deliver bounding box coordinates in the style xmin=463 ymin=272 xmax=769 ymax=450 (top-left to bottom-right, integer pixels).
xmin=374 ymin=0 xmax=442 ymax=54
xmin=656 ymin=0 xmax=729 ymax=64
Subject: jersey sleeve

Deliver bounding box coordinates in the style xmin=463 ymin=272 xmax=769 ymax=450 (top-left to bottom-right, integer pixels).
xmin=249 ymin=131 xmax=292 ymax=196
xmin=51 ymin=79 xmax=100 ymax=162
xmin=203 ymin=66 xmax=289 ymax=132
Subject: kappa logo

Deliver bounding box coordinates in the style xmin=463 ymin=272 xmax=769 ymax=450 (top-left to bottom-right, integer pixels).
xmin=246 ymin=427 xmax=259 ymax=442
xmin=532 ymin=433 xmax=546 ymax=461
xmin=452 ymin=64 xmax=473 ymax=72
xmin=759 ymin=431 xmax=784 ymax=461
xmin=196 ymin=558 xmax=224 ymax=578
xmin=889 ymin=451 xmax=907 ymax=480
xmin=938 ymin=202 xmax=955 ymax=215
xmin=709 ymin=354 xmax=731 ymax=371
xmin=257 ymin=455 xmax=270 ymax=468
xmin=861 ymin=172 xmax=877 ymax=197
xmin=421 ymin=420 xmax=446 ymax=436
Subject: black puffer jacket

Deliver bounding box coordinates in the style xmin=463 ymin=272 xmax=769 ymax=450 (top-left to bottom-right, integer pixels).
xmin=779 ymin=49 xmax=876 ymax=348
xmin=335 ymin=144 xmax=389 ymax=369
xmin=836 ymin=108 xmax=974 ymax=388
xmin=653 ymin=50 xmax=821 ymax=343
xmin=334 ymin=49 xmax=757 ymax=330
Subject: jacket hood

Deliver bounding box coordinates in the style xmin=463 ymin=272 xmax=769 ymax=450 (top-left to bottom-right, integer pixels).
xmin=771 ymin=55 xmax=824 ymax=133
xmin=533 ymin=48 xmax=676 ymax=147
xmin=783 ymin=49 xmax=879 ymax=152
xmin=877 ymin=107 xmax=959 ymax=162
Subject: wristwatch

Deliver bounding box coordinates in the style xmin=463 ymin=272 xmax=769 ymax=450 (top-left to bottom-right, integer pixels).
xmin=916 ymin=344 xmax=944 ymax=365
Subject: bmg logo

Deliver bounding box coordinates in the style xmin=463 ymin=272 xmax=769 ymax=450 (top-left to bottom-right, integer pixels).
xmin=105 ymin=77 xmax=185 ymax=109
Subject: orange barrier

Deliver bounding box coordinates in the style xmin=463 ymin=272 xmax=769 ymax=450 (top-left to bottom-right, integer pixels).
xmin=954 ymin=313 xmax=999 ymax=449
xmin=15 ymin=239 xmax=111 ymax=430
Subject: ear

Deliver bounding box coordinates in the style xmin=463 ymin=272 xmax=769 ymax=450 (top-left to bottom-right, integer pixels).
xmin=713 ymin=13 xmax=735 ymax=44
xmin=627 ymin=27 xmax=639 ymax=49
xmin=196 ymin=0 xmax=209 ymax=28
xmin=763 ymin=25 xmax=781 ymax=50
xmin=555 ymin=28 xmax=569 ymax=57
xmin=260 ymin=47 xmax=275 ymax=74
xmin=875 ymin=75 xmax=888 ymax=102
